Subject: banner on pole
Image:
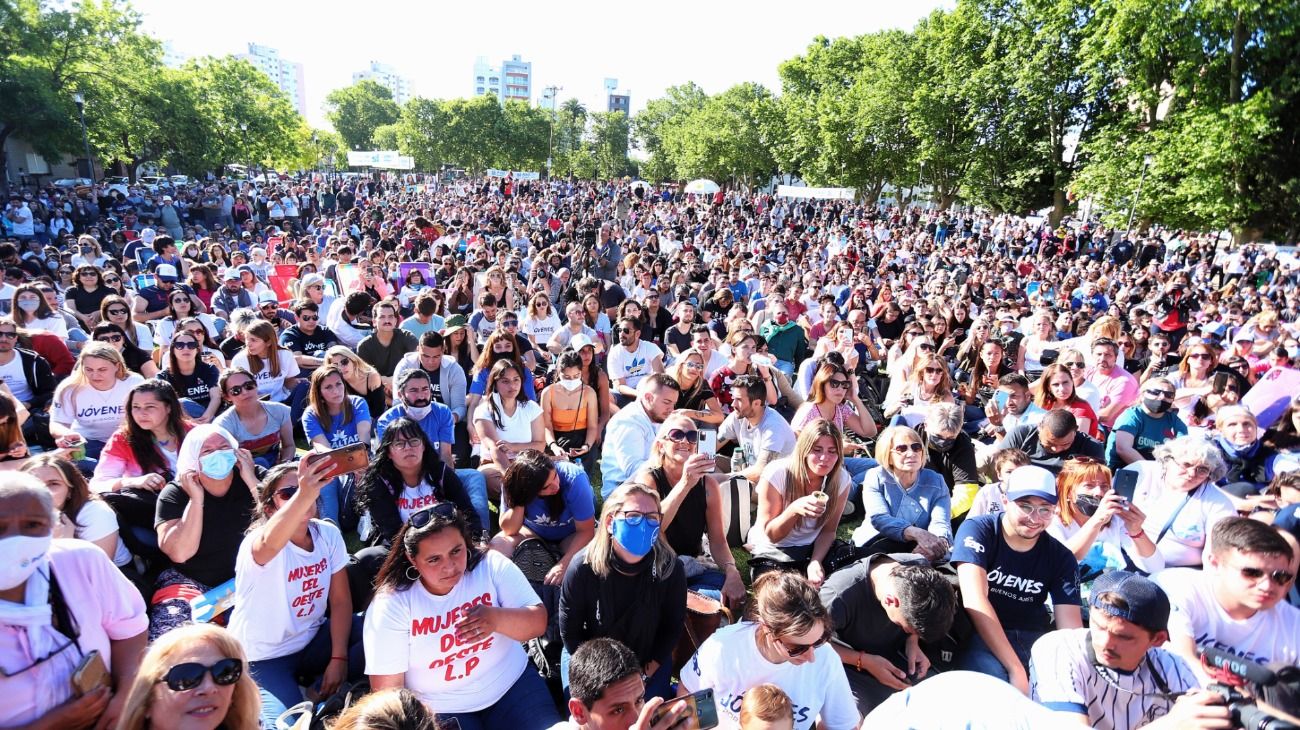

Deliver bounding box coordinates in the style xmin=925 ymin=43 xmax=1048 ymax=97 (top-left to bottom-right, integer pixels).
xmin=776 ymin=185 xmax=856 ymax=201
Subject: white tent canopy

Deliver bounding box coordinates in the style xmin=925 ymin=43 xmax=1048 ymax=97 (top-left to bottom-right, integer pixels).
xmin=684 ymin=179 xmax=720 ymax=194
xmin=776 ymin=185 xmax=856 ymax=201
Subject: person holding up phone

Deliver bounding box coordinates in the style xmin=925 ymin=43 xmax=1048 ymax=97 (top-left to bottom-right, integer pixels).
xmin=1046 ymin=458 xmax=1161 ymax=599
xmin=565 ymin=638 xmax=702 ymax=730
xmin=630 ymin=415 xmax=746 ymax=609
xmin=227 ymin=460 xmax=363 ymax=727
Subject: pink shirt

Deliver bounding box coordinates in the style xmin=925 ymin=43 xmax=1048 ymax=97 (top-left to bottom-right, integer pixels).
xmin=1086 ymin=366 xmax=1140 ymax=427
xmin=0 ymin=540 xmax=147 ymax=727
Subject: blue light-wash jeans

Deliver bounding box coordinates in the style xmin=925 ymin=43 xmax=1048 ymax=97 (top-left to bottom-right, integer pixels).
xmin=955 ymin=628 xmax=1044 ymax=682
xmin=248 ymin=615 xmax=365 ymax=728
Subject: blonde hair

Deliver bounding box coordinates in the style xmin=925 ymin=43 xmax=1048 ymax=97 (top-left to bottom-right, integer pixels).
xmin=908 ymin=353 xmax=954 ymax=401
xmin=1086 ymin=315 xmax=1122 ymax=342
xmin=116 ymin=624 xmax=260 ymax=730
xmin=667 ymin=347 xmax=708 ymax=398
xmin=648 ymin=413 xmax=698 ymax=469
xmin=53 ymin=343 xmax=129 ymax=407
xmin=585 ymin=483 xmax=676 ymax=579
xmin=329 ymin=688 xmax=435 ymax=730
xmin=781 ymin=419 xmax=845 ymax=528
xmin=874 ymin=425 xmax=924 ymax=476
xmin=324 ymin=345 xmax=379 ymax=379
xmin=740 ymin=684 xmax=794 ymax=730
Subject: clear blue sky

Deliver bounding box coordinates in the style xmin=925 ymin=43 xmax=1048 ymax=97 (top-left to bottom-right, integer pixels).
xmin=133 ymin=0 xmax=948 ymax=129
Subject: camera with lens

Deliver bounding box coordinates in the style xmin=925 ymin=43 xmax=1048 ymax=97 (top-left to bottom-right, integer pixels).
xmin=1198 ymin=645 xmax=1300 ymax=729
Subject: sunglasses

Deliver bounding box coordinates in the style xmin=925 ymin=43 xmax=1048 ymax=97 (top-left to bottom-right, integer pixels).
xmin=1188 ymin=353 xmax=1213 ymax=360
xmin=1144 ymin=389 xmax=1175 ymax=399
xmin=171 ymin=340 xmax=198 ymax=350
xmin=771 ymin=628 xmax=830 ymax=657
xmin=618 ymin=327 xmax=637 ymax=334
xmin=275 ymin=486 xmax=298 ymax=501
xmin=157 ymin=658 xmax=243 ymax=692
xmin=917 ymin=343 xmax=935 ymax=352
xmin=500 ymin=320 xmax=519 ymax=327
xmin=96 ymin=334 xmax=123 ymax=343
xmin=0 ymin=331 xmax=16 ymax=340
xmin=1237 ymin=566 xmax=1296 ymax=586
xmin=664 ymin=428 xmax=699 ymax=444
xmin=892 ymin=442 xmax=924 ymax=454
xmin=104 ymin=278 xmax=120 ymax=284
xmin=300 ymin=314 xmax=319 ymax=322
xmin=409 ymin=501 xmax=458 ymax=529
xmin=227 ymin=382 xmax=256 ymax=396
xmin=828 ymin=379 xmax=850 ymax=389
xmin=923 ymin=367 xmax=943 ymax=375
xmin=1063 ymin=361 xmax=1087 ymax=369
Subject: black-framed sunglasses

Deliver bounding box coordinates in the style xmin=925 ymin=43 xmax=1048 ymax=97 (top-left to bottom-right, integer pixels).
xmin=0 ymin=636 xmax=73 ymax=678
xmin=157 ymin=658 xmax=243 ymax=692
xmin=275 ymin=486 xmax=298 ymax=501
xmin=664 ymin=428 xmax=699 ymax=444
xmin=770 ymin=627 xmax=830 ymax=657
xmin=1144 ymin=388 xmax=1175 ymax=399
xmin=892 ymin=442 xmax=925 ymax=454
xmin=0 ymin=331 xmax=17 ymax=340
xmin=171 ymin=340 xmax=198 ymax=350
xmin=226 ymin=381 xmax=256 ymax=397
xmin=409 ymin=501 xmax=458 ymax=529
xmin=106 ymin=308 xmax=127 ymax=316
xmin=96 ymin=334 xmax=123 ymax=344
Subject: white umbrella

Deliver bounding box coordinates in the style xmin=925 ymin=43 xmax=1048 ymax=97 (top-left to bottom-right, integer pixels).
xmin=684 ymin=179 xmax=720 ymax=195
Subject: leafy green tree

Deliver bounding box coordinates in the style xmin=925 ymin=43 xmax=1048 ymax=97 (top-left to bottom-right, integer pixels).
xmin=500 ymin=101 xmax=549 ymax=172
xmin=324 ymin=80 xmax=401 ymax=152
xmin=0 ymin=0 xmax=147 ymax=193
xmin=662 ymin=83 xmax=780 ymax=185
xmin=185 ymin=56 xmax=307 ymax=174
xmin=588 ymin=111 xmax=632 ymax=179
xmin=632 ymin=82 xmax=708 ymax=180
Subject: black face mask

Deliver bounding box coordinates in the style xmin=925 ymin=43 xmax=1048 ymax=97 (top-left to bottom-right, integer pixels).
xmin=928 ymin=435 xmax=956 ymax=452
xmin=1074 ymin=494 xmax=1102 ymax=517
xmin=492 ymin=350 xmax=514 ymax=363
xmin=1143 ymin=396 xmax=1173 ymax=415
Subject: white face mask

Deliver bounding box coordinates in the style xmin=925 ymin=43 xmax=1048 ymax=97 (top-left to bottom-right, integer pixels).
xmin=0 ymin=534 xmax=52 ymax=590
xmin=405 ymin=403 xmax=432 ymax=420
xmin=559 ymin=377 xmax=583 ymax=392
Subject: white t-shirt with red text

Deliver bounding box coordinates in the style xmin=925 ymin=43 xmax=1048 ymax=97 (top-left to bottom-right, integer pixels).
xmin=227 ymin=519 xmax=348 ymax=662
xmin=398 ymin=480 xmax=441 ymax=523
xmin=363 ymin=550 xmax=540 ymax=713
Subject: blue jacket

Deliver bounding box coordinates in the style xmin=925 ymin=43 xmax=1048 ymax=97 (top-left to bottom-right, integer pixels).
xmin=854 ymin=466 xmax=952 ymax=546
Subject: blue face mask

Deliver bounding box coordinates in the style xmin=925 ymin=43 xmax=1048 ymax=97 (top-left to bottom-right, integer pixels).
xmin=199 ymin=449 xmax=237 ymax=479
xmin=611 ymin=515 xmax=660 ymax=558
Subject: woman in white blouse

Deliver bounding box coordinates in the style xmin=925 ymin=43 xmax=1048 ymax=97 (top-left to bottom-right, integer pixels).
xmin=1119 ymin=435 xmax=1234 ymax=569
xmin=473 ymin=360 xmax=544 ymax=501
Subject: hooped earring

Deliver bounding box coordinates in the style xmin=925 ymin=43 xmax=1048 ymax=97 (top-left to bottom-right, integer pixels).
xmin=405 ymin=566 xmax=419 ymax=582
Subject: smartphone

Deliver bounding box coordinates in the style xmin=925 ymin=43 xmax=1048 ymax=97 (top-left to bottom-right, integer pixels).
xmin=697 ymin=428 xmax=719 ymax=472
xmin=651 ymin=688 xmax=719 ymax=730
xmin=72 ymin=650 xmax=110 ymax=695
xmin=303 ymin=442 xmax=370 ymax=479
xmin=1112 ymin=469 xmax=1139 ymax=503
xmin=993 ymin=390 xmax=1010 ymax=411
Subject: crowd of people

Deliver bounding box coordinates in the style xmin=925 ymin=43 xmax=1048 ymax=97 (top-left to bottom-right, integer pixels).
xmin=1 ymin=170 xmax=1299 ymax=730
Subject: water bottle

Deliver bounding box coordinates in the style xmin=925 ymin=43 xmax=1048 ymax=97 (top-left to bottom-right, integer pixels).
xmin=730 ymin=449 xmax=746 ymax=476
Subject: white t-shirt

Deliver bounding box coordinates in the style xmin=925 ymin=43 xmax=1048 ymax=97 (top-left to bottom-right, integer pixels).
xmin=521 ymin=311 xmax=560 ymax=345
xmin=868 ymin=671 xmax=1075 ymax=729
xmin=1030 ymin=628 xmax=1198 ymax=730
xmin=0 ymin=352 xmax=31 ymax=403
xmin=679 ymin=623 xmax=858 ymax=730
xmin=1124 ymin=461 xmax=1237 ymax=567
xmin=746 ymin=458 xmax=849 ymax=550
xmin=606 ymin=340 xmax=663 ymax=389
xmin=1154 ymin=567 xmax=1300 ymax=667
xmin=24 ymin=314 xmax=67 ymax=338
xmin=473 ymin=396 xmax=542 ymax=444
xmin=363 ymin=550 xmax=541 ymax=713
xmin=52 ymin=374 xmax=145 ymax=441
xmin=67 ymin=499 xmax=131 ymax=567
xmin=397 ymin=479 xmax=441 ymax=523
xmin=228 ymin=520 xmax=348 ymax=662
xmin=231 ymin=349 xmax=301 ymax=402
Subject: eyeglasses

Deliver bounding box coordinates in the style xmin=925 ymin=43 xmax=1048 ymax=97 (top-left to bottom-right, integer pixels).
xmin=1170 ymin=459 xmax=1211 ymax=478
xmin=409 ymin=501 xmax=458 ymax=529
xmin=923 ymin=367 xmax=943 ymax=375
xmin=500 ymin=320 xmax=519 ymax=327
xmin=1144 ymin=389 xmax=1175 ymax=399
xmin=392 ymin=437 xmax=423 ymax=451
xmin=172 ymin=340 xmax=201 ymax=351
xmin=682 ymin=361 xmax=704 ymax=371
xmin=619 ymin=327 xmax=637 ymax=334
xmin=157 ymin=658 xmax=243 ymax=692
xmin=96 ymin=334 xmax=123 ymax=344
xmin=1012 ymin=500 xmax=1056 ymax=520
xmin=917 ymin=343 xmax=935 ymax=352
xmin=770 ymin=627 xmax=830 ymax=657
xmin=0 ymin=331 xmax=16 ymax=340
xmin=664 ymin=428 xmax=699 ymax=444
xmin=616 ymin=510 xmax=661 ymax=527
xmin=1237 ymin=566 xmax=1296 ymax=586
xmin=226 ymin=382 xmax=256 ymax=396
xmin=892 ymin=442 xmax=925 ymax=454
xmin=104 ymin=278 xmax=120 ymax=285
xmin=1188 ymin=353 xmax=1213 ymax=360
xmin=1063 ymin=361 xmax=1087 ymax=369
xmin=828 ymin=379 xmax=850 ymax=390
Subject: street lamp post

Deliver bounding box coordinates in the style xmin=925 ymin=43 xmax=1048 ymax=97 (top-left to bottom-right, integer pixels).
xmin=72 ymin=92 xmax=93 ymax=180
xmin=1125 ymin=154 xmax=1154 ymax=237
xmin=544 ymin=85 xmax=561 ymax=178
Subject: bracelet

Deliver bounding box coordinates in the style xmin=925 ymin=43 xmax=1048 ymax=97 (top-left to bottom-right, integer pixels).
xmin=855 ymin=653 xmax=863 ymax=672
xmin=1128 ymin=529 xmax=1146 ymax=539
xmin=330 ymin=656 xmax=347 ymax=663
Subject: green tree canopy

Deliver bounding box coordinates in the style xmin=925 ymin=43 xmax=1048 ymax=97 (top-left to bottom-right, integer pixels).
xmin=324 ymin=79 xmax=401 ymax=152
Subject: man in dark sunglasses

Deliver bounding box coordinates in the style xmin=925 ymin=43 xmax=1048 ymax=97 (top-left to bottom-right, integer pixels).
xmin=280 ymin=300 xmax=338 ymax=372
xmin=608 ymin=315 xmax=663 ymax=406
xmin=1154 ymin=517 xmax=1300 ymax=686
xmin=1105 ymin=376 xmax=1187 ymax=471
xmin=0 ymin=318 xmax=56 ymax=426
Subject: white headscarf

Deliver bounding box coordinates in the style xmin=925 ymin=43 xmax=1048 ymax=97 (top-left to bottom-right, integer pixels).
xmin=176 ymin=424 xmax=237 ymax=477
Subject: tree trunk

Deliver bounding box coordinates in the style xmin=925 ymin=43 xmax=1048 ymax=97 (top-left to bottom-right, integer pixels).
xmin=0 ymin=126 xmax=11 ymax=199
xmin=1049 ymin=187 xmax=1068 ymax=228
